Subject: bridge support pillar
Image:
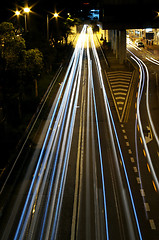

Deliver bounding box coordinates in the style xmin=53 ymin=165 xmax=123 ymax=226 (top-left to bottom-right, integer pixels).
xmin=115 ymin=30 xmax=119 ymax=59
xmin=119 ymin=29 xmax=126 ymax=64
xmin=109 ymin=29 xmax=126 ymax=64
xmin=108 ymin=30 xmax=112 ymax=42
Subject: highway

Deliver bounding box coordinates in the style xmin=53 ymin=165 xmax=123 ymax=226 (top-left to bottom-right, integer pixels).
xmin=0 ymin=26 xmax=159 ymax=240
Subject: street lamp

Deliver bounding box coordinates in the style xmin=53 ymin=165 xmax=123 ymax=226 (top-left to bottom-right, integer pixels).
xmin=47 ymin=12 xmax=60 ymax=41
xmin=15 ymin=10 xmax=21 ymax=28
xmin=54 ymin=13 xmax=59 ymax=18
xmin=24 ymin=7 xmax=30 ymax=32
xmin=24 ymin=7 xmax=30 ymax=13
xmin=15 ymin=10 xmax=20 ymax=16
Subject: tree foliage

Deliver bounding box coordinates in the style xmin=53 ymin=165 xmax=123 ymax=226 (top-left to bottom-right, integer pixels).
xmin=24 ymin=48 xmax=43 ymax=80
xmin=0 ymin=22 xmax=44 ymax=122
xmin=0 ymin=22 xmax=26 ymax=72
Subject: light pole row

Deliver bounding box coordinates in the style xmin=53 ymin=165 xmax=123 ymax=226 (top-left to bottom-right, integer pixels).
xmin=15 ymin=7 xmax=30 ymax=32
xmin=14 ymin=7 xmax=59 ymax=39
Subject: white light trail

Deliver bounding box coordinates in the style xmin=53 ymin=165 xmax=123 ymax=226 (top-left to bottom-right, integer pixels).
xmin=14 ymin=25 xmax=87 ymax=240
xmin=145 ymin=57 xmax=159 ymax=65
xmin=128 ymin=49 xmax=159 ymax=192
xmin=87 ymin=27 xmax=109 ymax=240
xmin=90 ymin=30 xmax=142 ymax=240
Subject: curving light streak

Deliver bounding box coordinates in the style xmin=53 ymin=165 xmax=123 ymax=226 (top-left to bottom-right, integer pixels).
xmin=132 ymin=57 xmax=149 ymax=219
xmin=90 ymin=30 xmax=142 ymax=240
xmin=143 ymin=61 xmax=159 ymax=148
xmin=128 ymin=42 xmax=141 ymax=51
xmin=128 ymin=49 xmax=159 ymax=192
xmin=129 ymin=50 xmax=159 ymax=149
xmin=146 ymin=57 xmax=159 ymax=65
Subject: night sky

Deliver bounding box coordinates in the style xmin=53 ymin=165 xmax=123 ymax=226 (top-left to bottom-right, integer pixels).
xmin=0 ymin=0 xmax=97 ymax=22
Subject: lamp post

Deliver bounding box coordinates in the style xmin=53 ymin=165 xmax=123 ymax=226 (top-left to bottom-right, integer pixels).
xmin=24 ymin=7 xmax=30 ymax=32
xmin=47 ymin=12 xmax=59 ymax=41
xmin=15 ymin=10 xmax=21 ymax=28
xmin=47 ymin=14 xmax=49 ymax=41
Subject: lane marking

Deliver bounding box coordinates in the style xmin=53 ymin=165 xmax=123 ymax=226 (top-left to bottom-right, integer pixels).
xmin=133 ymin=167 xmax=138 ymax=173
xmin=130 ymin=157 xmax=135 ymax=163
xmin=143 ymin=149 xmax=146 ymax=157
xmin=117 ymin=102 xmax=124 ymax=105
xmin=128 ymin=149 xmax=132 ymax=154
xmin=124 ymin=135 xmax=128 ymax=139
xmin=113 ymin=88 xmax=128 ymax=92
xmin=140 ymin=137 xmax=143 ymax=144
xmin=152 ymin=180 xmax=157 ymax=192
xmin=136 ymin=177 xmax=141 ymax=184
xmin=114 ymin=92 xmax=126 ymax=96
xmin=111 ymin=84 xmax=129 ymax=88
xmin=122 ymin=129 xmax=126 ymax=133
xmin=144 ymin=203 xmax=150 ymax=212
xmin=140 ymin=189 xmax=145 ymax=197
xmin=116 ymin=97 xmax=125 ymax=100
xmin=147 ymin=163 xmax=151 ymax=173
xmin=149 ymin=219 xmax=156 ymax=230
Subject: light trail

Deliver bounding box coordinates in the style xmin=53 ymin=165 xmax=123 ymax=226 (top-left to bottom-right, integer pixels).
xmin=130 ymin=50 xmax=159 ymax=154
xmin=50 ymin=31 xmax=86 ymax=240
xmin=14 ymin=25 xmax=87 ymax=240
xmin=90 ymin=30 xmax=142 ymax=240
xmin=87 ymin=28 xmax=109 ymax=240
xmin=133 ymin=57 xmax=149 ymax=219
xmin=39 ymin=35 xmax=85 ymax=240
xmin=90 ymin=59 xmax=109 ymax=240
xmin=145 ymin=57 xmax=159 ymax=65
xmin=86 ymin=33 xmax=91 ymax=239
xmin=128 ymin=49 xmax=159 ymax=192
xmin=143 ymin=61 xmax=159 ymax=148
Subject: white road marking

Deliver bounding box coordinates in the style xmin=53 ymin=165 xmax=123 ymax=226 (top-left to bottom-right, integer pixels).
xmin=130 ymin=157 xmax=135 ymax=163
xmin=140 ymin=189 xmax=145 ymax=197
xmin=136 ymin=177 xmax=141 ymax=184
xmin=144 ymin=203 xmax=150 ymax=212
xmin=133 ymin=167 xmax=138 ymax=173
xmin=149 ymin=219 xmax=156 ymax=230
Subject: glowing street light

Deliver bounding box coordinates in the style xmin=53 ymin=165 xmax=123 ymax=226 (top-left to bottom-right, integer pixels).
xmin=24 ymin=7 xmax=30 ymax=13
xmin=54 ymin=13 xmax=59 ymax=18
xmin=47 ymin=12 xmax=60 ymax=40
xmin=15 ymin=10 xmax=20 ymax=16
xmin=23 ymin=7 xmax=30 ymax=32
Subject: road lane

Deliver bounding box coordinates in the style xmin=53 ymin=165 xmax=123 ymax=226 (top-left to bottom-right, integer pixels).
xmin=123 ymin=41 xmax=159 ymax=239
